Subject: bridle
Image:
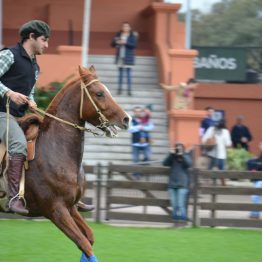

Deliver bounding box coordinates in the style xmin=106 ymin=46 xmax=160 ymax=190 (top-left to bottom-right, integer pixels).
xmin=80 ymin=79 xmax=109 ymax=129
xmin=34 ymin=79 xmax=110 ymax=136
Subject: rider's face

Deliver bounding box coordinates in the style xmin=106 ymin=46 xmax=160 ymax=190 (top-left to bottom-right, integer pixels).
xmin=32 ymin=35 xmax=49 ymax=55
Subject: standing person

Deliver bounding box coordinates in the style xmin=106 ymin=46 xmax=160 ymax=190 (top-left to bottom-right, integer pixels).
xmin=200 ymin=106 xmax=215 ymax=136
xmin=128 ymin=106 xmax=154 ymax=165
xmin=231 ymin=115 xmax=252 ymax=151
xmin=183 ymin=78 xmax=198 ymax=110
xmin=247 ymin=141 xmax=262 ymax=219
xmin=111 ymin=22 xmax=137 ymax=96
xmin=0 ymin=20 xmax=50 ymax=214
xmin=139 ymin=104 xmax=153 ymax=144
xmin=163 ymin=142 xmax=192 ymax=221
xmin=202 ymin=119 xmax=232 ymax=186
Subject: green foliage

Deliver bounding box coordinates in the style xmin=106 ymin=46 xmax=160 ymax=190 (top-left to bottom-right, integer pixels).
xmin=189 ymin=0 xmax=262 ymax=47
xmin=227 ymin=147 xmax=254 ymax=171
xmin=34 ymin=81 xmax=65 ymax=110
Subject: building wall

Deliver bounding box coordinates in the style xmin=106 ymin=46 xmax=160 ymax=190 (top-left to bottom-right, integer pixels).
xmin=3 ymin=0 xmax=154 ymax=55
xmin=195 ymin=83 xmax=262 ymax=155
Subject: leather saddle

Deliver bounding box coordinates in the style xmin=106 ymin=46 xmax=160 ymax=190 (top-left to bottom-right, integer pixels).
xmin=0 ymin=113 xmax=43 ymax=166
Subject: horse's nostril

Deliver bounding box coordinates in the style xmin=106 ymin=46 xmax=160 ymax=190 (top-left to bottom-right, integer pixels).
xmin=123 ymin=116 xmax=130 ymax=128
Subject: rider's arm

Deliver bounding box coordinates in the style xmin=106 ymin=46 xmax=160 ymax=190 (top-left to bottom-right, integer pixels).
xmin=0 ymin=49 xmax=14 ymax=98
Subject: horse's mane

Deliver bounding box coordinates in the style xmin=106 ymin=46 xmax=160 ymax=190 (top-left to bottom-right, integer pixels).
xmin=45 ymin=77 xmax=80 ymax=115
xmin=41 ymin=66 xmax=98 ymax=130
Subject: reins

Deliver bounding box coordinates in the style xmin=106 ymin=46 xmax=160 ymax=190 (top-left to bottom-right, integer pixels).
xmin=80 ymin=79 xmax=110 ymax=129
xmin=34 ymin=79 xmax=110 ymax=136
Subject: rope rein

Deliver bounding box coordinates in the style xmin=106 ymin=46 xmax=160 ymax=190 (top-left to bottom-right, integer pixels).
xmin=3 ymin=98 xmax=10 ymax=178
xmin=34 ymin=79 xmax=110 ymax=136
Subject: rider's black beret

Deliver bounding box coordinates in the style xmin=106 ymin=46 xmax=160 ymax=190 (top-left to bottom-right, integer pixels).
xmin=19 ymin=20 xmax=50 ymax=39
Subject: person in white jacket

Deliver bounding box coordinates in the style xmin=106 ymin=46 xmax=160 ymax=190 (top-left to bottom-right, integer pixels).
xmin=202 ymin=119 xmax=232 ymax=185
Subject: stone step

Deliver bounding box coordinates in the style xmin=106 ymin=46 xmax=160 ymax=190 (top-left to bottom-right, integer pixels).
xmin=111 ymin=101 xmax=166 ymax=110
xmin=107 ymin=90 xmax=164 ymax=99
xmin=101 ymin=84 xmax=164 ymax=92
xmin=95 ymin=66 xmax=158 ymax=73
xmin=84 ymin=151 xmax=167 ymax=160
xmin=89 ymin=55 xmax=157 ymax=66
xmin=95 ymin=69 xmax=159 ymax=78
xmin=85 ymin=138 xmax=169 ymax=147
xmin=99 ymin=76 xmax=158 ymax=85
xmin=114 ymin=96 xmax=165 ymax=105
xmin=85 ymin=125 xmax=168 ymax=135
xmin=82 ymin=55 xmax=169 ymax=165
xmin=84 ymin=144 xmax=169 ymax=154
xmin=83 ymin=159 xmax=164 ymax=166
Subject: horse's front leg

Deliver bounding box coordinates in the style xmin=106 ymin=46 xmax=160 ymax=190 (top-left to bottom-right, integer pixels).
xmin=70 ymin=206 xmax=95 ymax=245
xmin=49 ymin=202 xmax=96 ymax=260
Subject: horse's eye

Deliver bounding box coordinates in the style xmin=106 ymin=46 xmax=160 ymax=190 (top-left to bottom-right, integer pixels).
xmin=96 ymin=92 xmax=104 ymax=97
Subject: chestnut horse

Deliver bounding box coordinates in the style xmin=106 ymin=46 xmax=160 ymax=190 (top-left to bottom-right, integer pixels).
xmin=21 ymin=66 xmax=129 ymax=260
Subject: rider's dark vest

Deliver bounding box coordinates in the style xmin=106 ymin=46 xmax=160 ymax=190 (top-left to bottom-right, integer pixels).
xmin=0 ymin=43 xmax=39 ymax=117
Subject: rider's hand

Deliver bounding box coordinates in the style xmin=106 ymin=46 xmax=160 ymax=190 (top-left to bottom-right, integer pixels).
xmin=28 ymin=100 xmax=37 ymax=111
xmin=6 ymin=90 xmax=29 ymax=105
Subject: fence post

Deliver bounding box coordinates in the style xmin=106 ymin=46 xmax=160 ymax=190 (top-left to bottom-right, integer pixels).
xmin=105 ymin=162 xmax=112 ymax=220
xmin=192 ymin=168 xmax=199 ymax=227
xmin=210 ymin=174 xmax=217 ymax=227
xmin=95 ymin=163 xmax=102 ymax=223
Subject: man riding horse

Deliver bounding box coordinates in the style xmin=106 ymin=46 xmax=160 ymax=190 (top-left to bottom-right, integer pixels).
xmin=0 ymin=20 xmax=93 ymax=215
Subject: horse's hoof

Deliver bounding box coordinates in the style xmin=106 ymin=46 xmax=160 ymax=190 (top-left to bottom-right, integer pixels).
xmin=88 ymin=255 xmax=99 ymax=262
xmin=80 ymin=253 xmax=98 ymax=262
xmin=77 ymin=201 xmax=95 ymax=212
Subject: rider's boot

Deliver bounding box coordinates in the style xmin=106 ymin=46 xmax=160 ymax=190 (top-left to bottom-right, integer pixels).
xmin=77 ymin=201 xmax=95 ymax=212
xmin=7 ymin=154 xmax=29 ymax=215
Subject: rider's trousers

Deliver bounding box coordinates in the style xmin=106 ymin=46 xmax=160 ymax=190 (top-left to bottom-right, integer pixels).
xmin=0 ymin=112 xmax=27 ymax=157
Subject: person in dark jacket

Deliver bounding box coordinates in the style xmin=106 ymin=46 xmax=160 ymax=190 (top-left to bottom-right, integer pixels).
xmin=111 ymin=22 xmax=137 ymax=96
xmin=200 ymin=106 xmax=215 ymax=136
xmin=231 ymin=115 xmax=252 ymax=151
xmin=163 ymin=142 xmax=192 ymax=221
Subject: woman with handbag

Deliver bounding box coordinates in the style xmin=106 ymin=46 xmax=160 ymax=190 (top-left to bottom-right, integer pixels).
xmin=202 ymin=119 xmax=232 ymax=185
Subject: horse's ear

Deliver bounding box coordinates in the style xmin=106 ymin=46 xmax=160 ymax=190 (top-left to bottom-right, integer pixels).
xmin=78 ymin=65 xmax=88 ymax=78
xmin=89 ymin=65 xmax=96 ymax=75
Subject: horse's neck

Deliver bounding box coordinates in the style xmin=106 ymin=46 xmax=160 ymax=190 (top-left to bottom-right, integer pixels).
xmin=40 ymin=83 xmax=85 ymax=166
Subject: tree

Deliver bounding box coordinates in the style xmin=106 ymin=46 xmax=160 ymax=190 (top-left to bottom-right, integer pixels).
xmin=184 ymin=0 xmax=262 ymax=47
xmin=178 ymin=0 xmax=262 ymax=75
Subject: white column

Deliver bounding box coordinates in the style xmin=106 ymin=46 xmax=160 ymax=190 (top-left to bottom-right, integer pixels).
xmin=185 ymin=0 xmax=192 ymax=49
xmin=81 ymin=0 xmax=92 ymax=67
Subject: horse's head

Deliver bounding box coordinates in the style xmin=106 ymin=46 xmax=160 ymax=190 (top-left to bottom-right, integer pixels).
xmin=78 ymin=65 xmax=130 ymax=137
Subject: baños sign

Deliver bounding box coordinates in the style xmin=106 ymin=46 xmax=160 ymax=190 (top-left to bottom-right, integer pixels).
xmin=193 ymin=47 xmax=246 ymax=82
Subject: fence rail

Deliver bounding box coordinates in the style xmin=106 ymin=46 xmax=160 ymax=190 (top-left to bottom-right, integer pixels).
xmin=193 ymin=169 xmax=262 ymax=228
xmin=1 ymin=164 xmax=262 ymax=229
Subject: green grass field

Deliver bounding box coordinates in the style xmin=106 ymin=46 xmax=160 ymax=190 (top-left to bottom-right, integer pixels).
xmin=0 ymin=220 xmax=262 ymax=262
